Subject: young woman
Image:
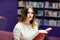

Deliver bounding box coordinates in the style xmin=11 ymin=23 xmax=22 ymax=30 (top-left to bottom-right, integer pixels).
xmin=13 ymin=6 xmax=51 ymax=40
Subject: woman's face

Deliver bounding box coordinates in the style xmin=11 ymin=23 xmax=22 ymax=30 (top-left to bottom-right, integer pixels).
xmin=26 ymin=8 xmax=33 ymax=21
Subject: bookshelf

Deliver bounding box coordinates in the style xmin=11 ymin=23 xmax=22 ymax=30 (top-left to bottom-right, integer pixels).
xmin=18 ymin=0 xmax=60 ymax=37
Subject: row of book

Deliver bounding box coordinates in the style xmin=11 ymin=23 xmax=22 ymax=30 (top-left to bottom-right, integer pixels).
xmin=45 ymin=10 xmax=60 ymax=17
xmin=45 ymin=1 xmax=60 ymax=8
xmin=35 ymin=19 xmax=43 ymax=25
xmin=18 ymin=1 xmax=43 ymax=8
xmin=17 ymin=9 xmax=60 ymax=17
xmin=44 ymin=19 xmax=60 ymax=27
xmin=17 ymin=9 xmax=43 ymax=16
xmin=36 ymin=19 xmax=60 ymax=27
xmin=38 ymin=10 xmax=60 ymax=17
xmin=18 ymin=1 xmax=60 ymax=8
xmin=17 ymin=9 xmax=22 ymax=15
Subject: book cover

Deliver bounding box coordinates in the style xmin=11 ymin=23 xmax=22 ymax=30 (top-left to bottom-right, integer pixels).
xmin=33 ymin=28 xmax=52 ymax=40
xmin=49 ymin=11 xmax=53 ymax=17
xmin=37 ymin=10 xmax=43 ymax=16
xmin=35 ymin=19 xmax=43 ymax=25
xmin=32 ymin=2 xmax=38 ymax=7
xmin=33 ymin=30 xmax=47 ymax=40
xmin=58 ymin=3 xmax=60 ymax=8
xmin=52 ymin=11 xmax=58 ymax=17
xmin=18 ymin=1 xmax=24 ymax=7
xmin=52 ymin=3 xmax=58 ymax=8
xmin=33 ymin=33 xmax=46 ymax=40
xmin=35 ymin=19 xmax=40 ymax=25
xmin=38 ymin=2 xmax=43 ymax=8
xmin=44 ymin=19 xmax=49 ymax=25
xmin=58 ymin=11 xmax=60 ymax=17
xmin=57 ymin=20 xmax=60 ymax=27
xmin=26 ymin=1 xmax=30 ymax=6
xmin=45 ymin=10 xmax=49 ymax=16
xmin=49 ymin=20 xmax=57 ymax=26
xmin=45 ymin=1 xmax=49 ymax=8
xmin=17 ymin=9 xmax=22 ymax=15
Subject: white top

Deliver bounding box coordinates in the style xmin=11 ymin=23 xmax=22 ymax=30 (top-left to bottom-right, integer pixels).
xmin=13 ymin=22 xmax=38 ymax=40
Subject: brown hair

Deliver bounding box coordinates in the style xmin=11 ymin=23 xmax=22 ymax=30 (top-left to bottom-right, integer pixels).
xmin=19 ymin=6 xmax=37 ymax=28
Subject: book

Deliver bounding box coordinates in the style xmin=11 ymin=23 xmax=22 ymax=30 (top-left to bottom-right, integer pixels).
xmin=44 ymin=19 xmax=49 ymax=25
xmin=58 ymin=11 xmax=60 ymax=17
xmin=35 ymin=19 xmax=43 ymax=25
xmin=57 ymin=20 xmax=60 ymax=27
xmin=18 ymin=1 xmax=24 ymax=7
xmin=45 ymin=1 xmax=49 ymax=8
xmin=38 ymin=2 xmax=43 ymax=8
xmin=49 ymin=20 xmax=57 ymax=26
xmin=17 ymin=9 xmax=22 ymax=15
xmin=45 ymin=10 xmax=49 ymax=16
xmin=52 ymin=3 xmax=58 ymax=8
xmin=32 ymin=2 xmax=38 ymax=7
xmin=26 ymin=1 xmax=29 ymax=6
xmin=37 ymin=10 xmax=43 ymax=16
xmin=58 ymin=3 xmax=60 ymax=8
xmin=35 ymin=19 xmax=40 ymax=25
xmin=33 ymin=28 xmax=52 ymax=40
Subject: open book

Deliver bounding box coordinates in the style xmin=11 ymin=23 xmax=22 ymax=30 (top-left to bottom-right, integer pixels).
xmin=33 ymin=28 xmax=52 ymax=40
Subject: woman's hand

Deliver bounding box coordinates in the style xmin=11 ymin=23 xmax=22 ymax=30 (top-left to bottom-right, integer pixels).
xmin=39 ymin=30 xmax=48 ymax=34
xmin=37 ymin=28 xmax=52 ymax=40
xmin=33 ymin=28 xmax=52 ymax=40
xmin=45 ymin=27 xmax=52 ymax=32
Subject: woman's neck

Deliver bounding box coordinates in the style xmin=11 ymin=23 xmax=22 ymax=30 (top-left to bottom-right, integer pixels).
xmin=24 ymin=20 xmax=30 ymax=25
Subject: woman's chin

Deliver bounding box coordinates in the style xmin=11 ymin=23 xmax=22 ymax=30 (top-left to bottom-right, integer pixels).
xmin=28 ymin=18 xmax=32 ymax=20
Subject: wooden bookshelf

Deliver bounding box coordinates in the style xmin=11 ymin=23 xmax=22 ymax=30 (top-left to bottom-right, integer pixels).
xmin=18 ymin=0 xmax=60 ymax=37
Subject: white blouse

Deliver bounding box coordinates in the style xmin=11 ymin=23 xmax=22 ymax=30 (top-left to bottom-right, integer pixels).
xmin=13 ymin=22 xmax=38 ymax=40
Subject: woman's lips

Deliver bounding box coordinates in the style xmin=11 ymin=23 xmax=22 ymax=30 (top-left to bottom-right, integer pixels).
xmin=29 ymin=16 xmax=31 ymax=18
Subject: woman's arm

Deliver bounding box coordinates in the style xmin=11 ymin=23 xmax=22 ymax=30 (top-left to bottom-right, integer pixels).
xmin=13 ymin=24 xmax=21 ymax=40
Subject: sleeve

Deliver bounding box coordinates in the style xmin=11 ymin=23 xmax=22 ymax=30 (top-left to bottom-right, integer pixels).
xmin=34 ymin=26 xmax=38 ymax=32
xmin=13 ymin=24 xmax=21 ymax=40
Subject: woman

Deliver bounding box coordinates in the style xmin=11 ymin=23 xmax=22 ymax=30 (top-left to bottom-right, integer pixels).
xmin=13 ymin=6 xmax=51 ymax=40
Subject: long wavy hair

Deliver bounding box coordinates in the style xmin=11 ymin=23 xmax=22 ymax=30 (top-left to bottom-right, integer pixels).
xmin=19 ymin=6 xmax=37 ymax=28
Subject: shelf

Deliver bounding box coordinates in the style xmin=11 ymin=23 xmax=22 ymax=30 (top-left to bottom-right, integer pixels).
xmin=18 ymin=0 xmax=60 ymax=37
xmin=33 ymin=7 xmax=44 ymax=10
xmin=43 ymin=25 xmax=60 ymax=28
xmin=18 ymin=7 xmax=44 ymax=10
xmin=44 ymin=8 xmax=60 ymax=10
xmin=39 ymin=25 xmax=60 ymax=30
xmin=18 ymin=15 xmax=43 ymax=19
xmin=45 ymin=0 xmax=60 ymax=2
xmin=36 ymin=16 xmax=43 ymax=19
xmin=18 ymin=7 xmax=24 ymax=9
xmin=18 ymin=7 xmax=60 ymax=11
xmin=18 ymin=0 xmax=45 ymax=2
xmin=18 ymin=14 xmax=21 ymax=17
xmin=18 ymin=0 xmax=60 ymax=2
xmin=44 ymin=16 xmax=60 ymax=20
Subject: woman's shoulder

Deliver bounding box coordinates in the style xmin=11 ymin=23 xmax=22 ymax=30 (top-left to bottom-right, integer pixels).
xmin=18 ymin=22 xmax=24 ymax=25
xmin=17 ymin=22 xmax=23 ymax=25
xmin=14 ymin=22 xmax=23 ymax=28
